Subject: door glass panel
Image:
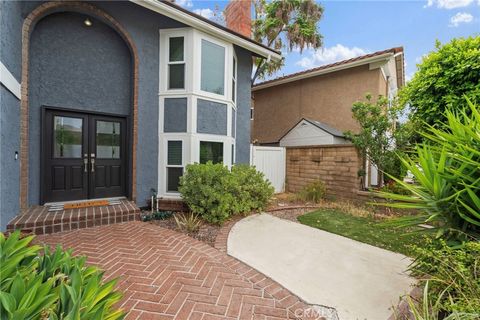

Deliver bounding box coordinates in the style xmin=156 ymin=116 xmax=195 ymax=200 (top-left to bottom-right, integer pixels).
xmin=96 ymin=121 xmax=120 ymax=159
xmin=54 ymin=116 xmax=83 ymax=158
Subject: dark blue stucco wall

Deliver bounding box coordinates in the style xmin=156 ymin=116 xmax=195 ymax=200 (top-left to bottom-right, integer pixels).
xmin=234 ymin=46 xmax=252 ymax=164
xmin=197 ymin=99 xmax=228 ymax=135
xmin=28 ymin=11 xmax=132 ymax=204
xmin=0 ymin=1 xmax=23 ymax=230
xmin=164 ymin=98 xmax=188 ymax=133
xmin=0 ymin=87 xmax=21 ymax=230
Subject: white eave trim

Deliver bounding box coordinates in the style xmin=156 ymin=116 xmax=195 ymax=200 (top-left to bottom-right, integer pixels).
xmin=0 ymin=61 xmax=21 ymax=100
xmin=131 ymin=0 xmax=281 ymax=62
xmin=253 ymin=52 xmax=394 ymax=91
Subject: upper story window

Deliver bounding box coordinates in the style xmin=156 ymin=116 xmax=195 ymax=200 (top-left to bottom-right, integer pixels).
xmin=232 ymin=56 xmax=237 ymax=103
xmin=201 ymin=39 xmax=225 ymax=95
xmin=168 ymin=37 xmax=185 ymax=89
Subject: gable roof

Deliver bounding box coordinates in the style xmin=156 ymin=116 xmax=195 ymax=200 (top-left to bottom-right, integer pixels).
xmin=253 ymin=47 xmax=404 ymax=90
xmin=131 ymin=0 xmax=281 ymax=61
xmin=280 ymin=118 xmax=345 ymax=141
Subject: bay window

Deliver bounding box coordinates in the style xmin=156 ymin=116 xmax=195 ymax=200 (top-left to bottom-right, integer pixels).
xmin=159 ymin=29 xmax=239 ymax=198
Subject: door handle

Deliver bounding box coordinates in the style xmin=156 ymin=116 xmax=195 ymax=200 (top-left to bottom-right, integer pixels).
xmin=90 ymin=153 xmax=95 ymax=173
xmin=83 ymin=154 xmax=88 ymax=173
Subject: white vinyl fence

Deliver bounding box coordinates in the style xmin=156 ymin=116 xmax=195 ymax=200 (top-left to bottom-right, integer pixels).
xmin=250 ymin=145 xmax=286 ymax=193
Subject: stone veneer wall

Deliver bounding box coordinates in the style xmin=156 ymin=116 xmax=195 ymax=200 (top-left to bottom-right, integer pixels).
xmin=286 ymin=145 xmax=363 ymax=201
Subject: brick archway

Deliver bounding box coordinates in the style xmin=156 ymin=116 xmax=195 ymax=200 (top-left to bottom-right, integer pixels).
xmin=20 ymin=1 xmax=138 ymax=208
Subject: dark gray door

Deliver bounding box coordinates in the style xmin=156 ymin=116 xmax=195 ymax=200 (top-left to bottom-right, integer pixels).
xmin=89 ymin=115 xmax=127 ymax=199
xmin=43 ymin=110 xmax=127 ymax=203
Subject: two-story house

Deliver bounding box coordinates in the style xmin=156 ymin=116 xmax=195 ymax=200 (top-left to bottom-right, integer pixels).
xmin=0 ymin=0 xmax=281 ymax=231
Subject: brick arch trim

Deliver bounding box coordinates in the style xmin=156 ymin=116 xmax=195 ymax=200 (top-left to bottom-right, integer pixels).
xmin=20 ymin=1 xmax=138 ymax=208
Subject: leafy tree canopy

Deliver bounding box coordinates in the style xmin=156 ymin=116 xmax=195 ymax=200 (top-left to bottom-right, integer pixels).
xmin=400 ymin=36 xmax=480 ymax=129
xmin=344 ymin=94 xmax=411 ymax=186
xmin=252 ymin=0 xmax=324 ymax=82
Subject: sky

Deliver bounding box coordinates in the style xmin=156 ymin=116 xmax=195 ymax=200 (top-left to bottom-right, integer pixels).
xmin=176 ymin=0 xmax=479 ymax=82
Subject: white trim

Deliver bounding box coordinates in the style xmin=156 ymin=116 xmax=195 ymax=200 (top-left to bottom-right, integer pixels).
xmin=132 ymin=0 xmax=281 ymax=62
xmin=252 ymin=53 xmax=394 ymax=91
xmin=0 ymin=61 xmax=21 ymax=99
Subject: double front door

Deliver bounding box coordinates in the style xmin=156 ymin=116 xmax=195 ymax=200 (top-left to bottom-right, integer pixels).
xmin=43 ymin=109 xmax=127 ymax=203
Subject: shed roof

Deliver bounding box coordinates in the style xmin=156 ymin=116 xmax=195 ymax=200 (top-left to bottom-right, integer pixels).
xmin=280 ymin=118 xmax=345 ymax=141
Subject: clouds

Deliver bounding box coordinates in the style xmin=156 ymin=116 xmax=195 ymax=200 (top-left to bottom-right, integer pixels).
xmin=449 ymin=12 xmax=474 ymax=26
xmin=193 ymin=8 xmax=214 ymax=19
xmin=295 ymin=44 xmax=368 ymax=69
xmin=425 ymin=0 xmax=474 ymax=9
xmin=175 ymin=0 xmax=193 ymax=8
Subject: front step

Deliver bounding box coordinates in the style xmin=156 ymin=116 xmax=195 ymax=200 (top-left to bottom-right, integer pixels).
xmin=6 ymin=200 xmax=140 ymax=235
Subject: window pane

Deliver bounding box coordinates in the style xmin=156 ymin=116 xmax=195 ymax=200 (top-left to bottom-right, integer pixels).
xmin=233 ymin=57 xmax=236 ymax=78
xmin=231 ymin=110 xmax=236 ymax=138
xmin=169 ymin=37 xmax=184 ymax=62
xmin=201 ymin=40 xmax=225 ymax=95
xmin=200 ymin=141 xmax=223 ymax=164
xmin=168 ymin=141 xmax=182 ymax=165
xmin=54 ymin=116 xmax=82 ymax=158
xmin=96 ymin=121 xmax=121 ymax=159
xmin=169 ymin=64 xmax=185 ymax=89
xmin=232 ymin=79 xmax=236 ymax=103
xmin=167 ymin=167 xmax=183 ymax=192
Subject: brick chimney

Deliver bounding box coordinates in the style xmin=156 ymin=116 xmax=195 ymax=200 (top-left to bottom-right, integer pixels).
xmin=224 ymin=0 xmax=251 ymax=38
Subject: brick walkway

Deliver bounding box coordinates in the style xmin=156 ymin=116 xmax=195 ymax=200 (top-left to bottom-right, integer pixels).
xmin=36 ymin=221 xmax=319 ymax=320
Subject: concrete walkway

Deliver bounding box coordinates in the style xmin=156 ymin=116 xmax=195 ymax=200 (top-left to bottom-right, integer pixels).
xmin=228 ymin=214 xmax=415 ymax=320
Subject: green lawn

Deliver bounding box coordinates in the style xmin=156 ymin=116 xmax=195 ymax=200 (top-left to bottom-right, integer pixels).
xmin=297 ymin=209 xmax=429 ymax=256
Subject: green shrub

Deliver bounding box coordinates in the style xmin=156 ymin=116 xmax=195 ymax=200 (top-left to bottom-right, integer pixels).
xmin=298 ymin=180 xmax=326 ymax=203
xmin=179 ymin=162 xmax=235 ymax=224
xmin=0 ymin=231 xmax=125 ymax=320
xmin=377 ymin=99 xmax=480 ymax=242
xmin=231 ymin=165 xmax=274 ymax=214
xmin=179 ymin=162 xmax=274 ymax=224
xmin=408 ymin=241 xmax=480 ymax=315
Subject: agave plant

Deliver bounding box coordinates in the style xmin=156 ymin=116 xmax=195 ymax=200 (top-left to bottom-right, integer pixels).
xmin=0 ymin=231 xmax=125 ymax=320
xmin=376 ymin=98 xmax=480 ymax=242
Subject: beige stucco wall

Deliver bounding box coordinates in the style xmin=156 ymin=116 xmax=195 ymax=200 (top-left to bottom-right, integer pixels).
xmin=252 ymin=64 xmax=386 ymax=144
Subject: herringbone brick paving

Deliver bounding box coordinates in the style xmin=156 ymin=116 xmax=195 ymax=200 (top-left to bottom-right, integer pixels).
xmin=36 ymin=221 xmax=320 ymax=320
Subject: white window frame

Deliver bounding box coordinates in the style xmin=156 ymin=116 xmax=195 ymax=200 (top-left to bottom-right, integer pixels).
xmin=167 ymin=37 xmax=185 ymax=90
xmin=194 ymin=31 xmax=231 ymax=101
xmin=159 ymin=28 xmax=193 ymax=95
xmin=232 ymin=54 xmax=237 ymax=105
xmin=163 ymin=137 xmax=186 ymax=196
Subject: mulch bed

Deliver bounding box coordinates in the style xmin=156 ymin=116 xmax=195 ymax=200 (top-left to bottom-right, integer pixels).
xmin=148 ymin=216 xmax=221 ymax=247
xmin=143 ymin=203 xmax=320 ymax=249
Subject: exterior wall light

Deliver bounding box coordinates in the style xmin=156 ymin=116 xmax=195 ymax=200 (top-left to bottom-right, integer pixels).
xmin=84 ymin=18 xmax=92 ymax=27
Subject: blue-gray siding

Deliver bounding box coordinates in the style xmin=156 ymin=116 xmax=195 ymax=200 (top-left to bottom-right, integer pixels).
xmin=234 ymin=46 xmax=252 ymax=164
xmin=0 ymin=1 xmax=23 ymax=230
xmin=197 ymin=99 xmax=228 ymax=135
xmin=0 ymin=87 xmax=21 ymax=230
xmin=164 ymin=98 xmax=188 ymax=133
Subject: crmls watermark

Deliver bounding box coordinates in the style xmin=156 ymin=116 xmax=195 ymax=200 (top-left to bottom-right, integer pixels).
xmin=293 ymin=306 xmax=339 ymax=320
